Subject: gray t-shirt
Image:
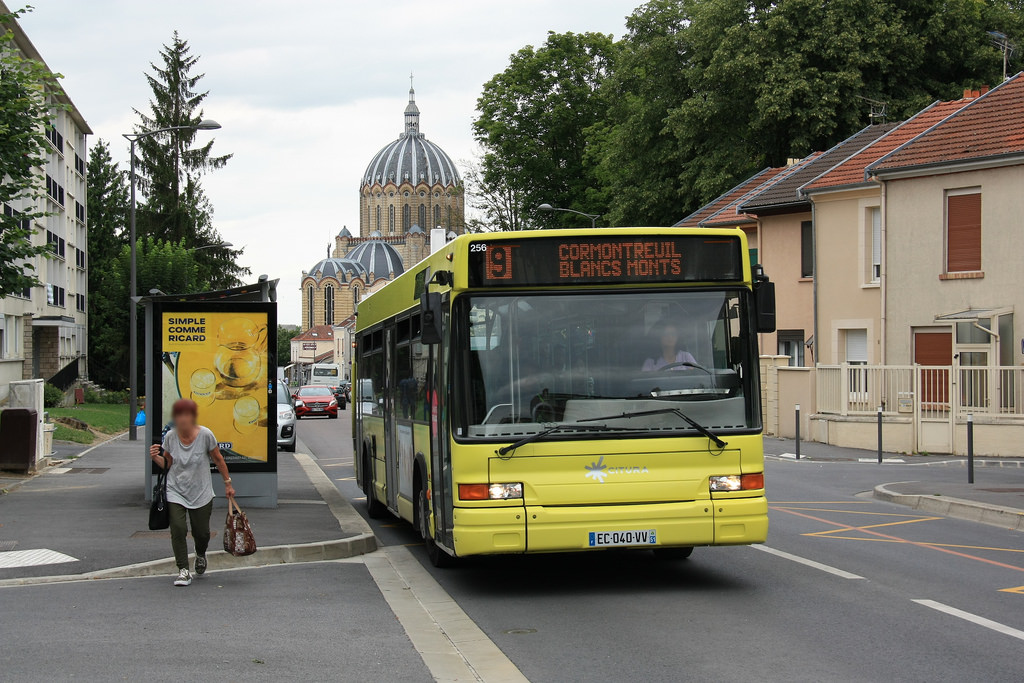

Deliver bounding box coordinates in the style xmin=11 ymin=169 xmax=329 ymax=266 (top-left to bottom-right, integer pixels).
xmin=164 ymin=426 xmax=218 ymax=509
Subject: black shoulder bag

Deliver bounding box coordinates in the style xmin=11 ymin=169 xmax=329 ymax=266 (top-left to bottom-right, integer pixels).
xmin=149 ymin=465 xmax=170 ymax=530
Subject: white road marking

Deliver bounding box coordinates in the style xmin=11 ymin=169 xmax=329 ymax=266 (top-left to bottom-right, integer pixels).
xmin=751 ymin=545 xmax=865 ymax=580
xmin=46 ymin=467 xmax=72 ymax=474
xmin=858 ymin=458 xmax=905 ymax=463
xmin=913 ymin=599 xmax=1024 ymax=642
xmin=775 ymin=453 xmax=799 ymax=459
xmin=365 ymin=546 xmax=529 ymax=683
xmin=0 ymin=549 xmax=78 ymax=569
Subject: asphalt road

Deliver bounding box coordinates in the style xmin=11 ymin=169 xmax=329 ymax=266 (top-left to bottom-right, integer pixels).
xmin=300 ymin=411 xmax=1024 ymax=682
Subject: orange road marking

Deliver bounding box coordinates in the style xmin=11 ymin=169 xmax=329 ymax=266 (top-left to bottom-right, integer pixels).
xmin=999 ymin=585 xmax=1024 ymax=594
xmin=774 ymin=506 xmax=1024 ymax=573
xmin=768 ymin=501 xmax=873 ymax=505
xmin=774 ymin=506 xmax=928 ymax=517
xmin=802 ymin=534 xmax=1024 ymax=553
xmin=806 ymin=517 xmax=942 ymax=534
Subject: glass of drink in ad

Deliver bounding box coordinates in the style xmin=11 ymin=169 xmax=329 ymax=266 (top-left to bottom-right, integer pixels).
xmin=233 ymin=396 xmax=260 ymax=434
xmin=189 ymin=368 xmax=217 ymax=406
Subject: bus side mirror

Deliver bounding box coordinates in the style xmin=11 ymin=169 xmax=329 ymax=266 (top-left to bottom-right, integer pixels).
xmin=753 ymin=266 xmax=776 ymax=333
xmin=421 ymin=292 xmax=442 ymax=345
xmin=755 ymin=281 xmax=776 ymax=333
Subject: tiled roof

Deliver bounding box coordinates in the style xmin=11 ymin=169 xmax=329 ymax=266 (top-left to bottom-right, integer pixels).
xmin=293 ymin=325 xmax=334 ymax=341
xmin=675 ymin=167 xmax=780 ymax=227
xmin=740 ymin=125 xmax=896 ymax=212
xmin=872 ymin=74 xmax=1024 ymax=172
xmin=803 ymin=100 xmax=972 ymax=192
xmin=702 ymin=167 xmax=791 ymax=226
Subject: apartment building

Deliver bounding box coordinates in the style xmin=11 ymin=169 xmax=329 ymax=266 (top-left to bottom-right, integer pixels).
xmin=0 ymin=4 xmax=92 ymax=401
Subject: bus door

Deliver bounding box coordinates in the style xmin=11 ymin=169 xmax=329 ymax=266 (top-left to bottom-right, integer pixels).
xmin=384 ymin=324 xmax=400 ymax=512
xmin=430 ymin=295 xmax=454 ymax=548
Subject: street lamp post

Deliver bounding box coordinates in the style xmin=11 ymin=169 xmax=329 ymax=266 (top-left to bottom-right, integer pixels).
xmin=186 ymin=241 xmax=233 ymax=292
xmin=123 ymin=119 xmax=221 ymax=441
xmin=537 ymin=203 xmax=600 ymax=229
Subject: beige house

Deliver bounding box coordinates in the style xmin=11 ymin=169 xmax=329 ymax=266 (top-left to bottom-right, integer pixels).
xmin=802 ymin=100 xmax=972 ymax=367
xmin=0 ymin=5 xmax=92 ymax=401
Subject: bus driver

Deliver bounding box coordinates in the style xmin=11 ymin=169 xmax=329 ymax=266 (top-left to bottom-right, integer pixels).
xmin=641 ymin=322 xmax=698 ymax=372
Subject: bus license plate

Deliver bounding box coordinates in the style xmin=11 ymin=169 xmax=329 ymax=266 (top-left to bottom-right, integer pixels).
xmin=588 ymin=529 xmax=657 ymax=547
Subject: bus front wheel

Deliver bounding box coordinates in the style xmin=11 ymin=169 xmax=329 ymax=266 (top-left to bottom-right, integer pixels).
xmin=654 ymin=547 xmax=694 ymax=560
xmin=417 ymin=486 xmax=456 ymax=568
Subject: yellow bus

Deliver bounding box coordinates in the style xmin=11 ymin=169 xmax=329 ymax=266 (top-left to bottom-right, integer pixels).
xmin=353 ymin=228 xmax=776 ymax=566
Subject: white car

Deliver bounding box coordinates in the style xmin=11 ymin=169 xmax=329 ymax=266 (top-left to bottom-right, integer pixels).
xmin=277 ymin=384 xmax=297 ymax=452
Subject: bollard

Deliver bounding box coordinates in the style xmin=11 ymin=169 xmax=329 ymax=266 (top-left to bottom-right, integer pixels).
xmin=877 ymin=406 xmax=883 ymax=464
xmin=967 ymin=413 xmax=974 ymax=484
xmin=795 ymin=404 xmax=801 ymax=460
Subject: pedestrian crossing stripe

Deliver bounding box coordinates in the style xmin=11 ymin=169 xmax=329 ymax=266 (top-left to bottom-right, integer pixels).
xmin=999 ymin=585 xmax=1024 ymax=594
xmin=0 ymin=548 xmax=79 ymax=569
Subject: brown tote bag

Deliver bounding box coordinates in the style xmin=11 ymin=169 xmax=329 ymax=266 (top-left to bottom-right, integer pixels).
xmin=223 ymin=498 xmax=257 ymax=556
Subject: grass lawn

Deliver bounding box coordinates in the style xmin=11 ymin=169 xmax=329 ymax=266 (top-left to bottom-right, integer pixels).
xmin=50 ymin=404 xmax=130 ymax=435
xmin=53 ymin=423 xmax=94 ymax=444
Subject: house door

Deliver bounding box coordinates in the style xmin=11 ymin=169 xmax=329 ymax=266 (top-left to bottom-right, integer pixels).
xmin=914 ymin=330 xmax=952 ymax=453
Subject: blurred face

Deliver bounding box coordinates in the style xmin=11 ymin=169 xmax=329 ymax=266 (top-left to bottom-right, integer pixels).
xmin=173 ymin=410 xmax=197 ymax=432
xmin=661 ymin=325 xmax=679 ymax=348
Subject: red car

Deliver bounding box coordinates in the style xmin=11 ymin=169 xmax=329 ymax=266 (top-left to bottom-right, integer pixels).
xmin=293 ymin=385 xmax=339 ymax=419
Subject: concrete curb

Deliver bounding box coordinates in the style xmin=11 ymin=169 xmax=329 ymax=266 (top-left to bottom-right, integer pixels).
xmin=874 ymin=482 xmax=1024 ymax=532
xmin=0 ymin=532 xmax=377 ymax=587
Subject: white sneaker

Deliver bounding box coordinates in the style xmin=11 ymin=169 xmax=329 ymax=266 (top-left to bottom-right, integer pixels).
xmin=173 ymin=568 xmax=192 ymax=586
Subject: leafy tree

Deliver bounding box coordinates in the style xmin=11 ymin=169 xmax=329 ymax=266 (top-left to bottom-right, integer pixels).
xmin=86 ymin=139 xmax=128 ymax=277
xmin=132 ymin=31 xmax=248 ymax=288
xmin=473 ymin=31 xmax=617 ymax=230
xmin=277 ymin=326 xmax=300 ymax=367
xmin=594 ymin=0 xmax=1024 ymax=225
xmin=88 ymin=238 xmax=201 ymax=389
xmin=0 ymin=6 xmax=65 ymax=296
xmin=462 ymin=158 xmax=528 ymax=231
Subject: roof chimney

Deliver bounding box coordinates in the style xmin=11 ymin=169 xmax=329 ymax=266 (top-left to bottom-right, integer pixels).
xmin=980 ymin=85 xmax=990 ymax=95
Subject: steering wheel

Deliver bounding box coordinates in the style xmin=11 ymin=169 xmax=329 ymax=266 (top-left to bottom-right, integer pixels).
xmin=532 ymin=401 xmax=556 ymax=423
xmin=647 ymin=361 xmax=694 ymax=372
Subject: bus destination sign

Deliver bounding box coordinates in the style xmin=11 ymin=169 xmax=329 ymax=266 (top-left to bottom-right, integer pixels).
xmin=466 ymin=235 xmax=743 ymax=287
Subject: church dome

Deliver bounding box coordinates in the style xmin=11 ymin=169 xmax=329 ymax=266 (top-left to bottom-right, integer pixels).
xmin=408 ymin=224 xmax=424 ymax=234
xmin=305 ymin=257 xmax=366 ymax=283
xmin=337 ymin=226 xmax=352 ymax=237
xmin=345 ymin=240 xmax=405 ymax=278
xmin=362 ymin=86 xmax=460 ymax=189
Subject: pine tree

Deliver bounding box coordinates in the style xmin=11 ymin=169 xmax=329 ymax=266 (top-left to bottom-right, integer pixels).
xmin=132 ymin=31 xmax=248 ymax=288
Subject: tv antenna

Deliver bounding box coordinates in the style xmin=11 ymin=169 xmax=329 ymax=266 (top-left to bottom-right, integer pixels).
xmin=987 ymin=31 xmax=1016 ymax=81
xmin=858 ymin=96 xmax=888 ymax=124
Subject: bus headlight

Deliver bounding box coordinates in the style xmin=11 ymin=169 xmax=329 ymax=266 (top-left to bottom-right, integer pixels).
xmin=709 ymin=473 xmax=764 ymax=491
xmin=458 ymin=483 xmax=523 ymax=500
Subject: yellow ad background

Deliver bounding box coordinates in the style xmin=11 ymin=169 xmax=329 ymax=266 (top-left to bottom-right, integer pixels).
xmin=161 ymin=311 xmax=270 ymax=462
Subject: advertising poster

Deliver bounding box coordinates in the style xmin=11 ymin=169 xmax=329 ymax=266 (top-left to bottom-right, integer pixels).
xmin=154 ymin=302 xmax=277 ymax=471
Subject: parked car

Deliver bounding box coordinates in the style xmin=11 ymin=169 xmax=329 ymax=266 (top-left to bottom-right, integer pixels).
xmin=331 ymin=385 xmax=348 ymax=409
xmin=277 ymin=384 xmax=297 ymax=452
xmin=293 ymin=385 xmax=339 ymax=419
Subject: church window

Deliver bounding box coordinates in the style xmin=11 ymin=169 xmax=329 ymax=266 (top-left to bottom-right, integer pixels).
xmin=388 ymin=205 xmax=395 ymax=232
xmin=446 ymin=205 xmax=451 ymax=228
xmin=324 ymin=285 xmax=335 ymax=326
xmin=306 ymin=285 xmax=315 ymax=329
xmin=403 ymin=204 xmax=411 ymax=231
xmin=418 ymin=204 xmax=426 ymax=228
xmin=353 ymin=286 xmax=360 ymax=307
xmin=433 ymin=205 xmax=441 ymax=227
xmin=376 ymin=206 xmax=381 ymax=232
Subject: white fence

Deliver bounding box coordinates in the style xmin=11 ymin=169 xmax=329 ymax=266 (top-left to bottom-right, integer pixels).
xmin=816 ymin=365 xmax=1024 ymax=419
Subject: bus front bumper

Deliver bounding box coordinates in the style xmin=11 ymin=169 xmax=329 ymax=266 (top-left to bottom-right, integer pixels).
xmin=450 ymin=496 xmax=768 ymax=556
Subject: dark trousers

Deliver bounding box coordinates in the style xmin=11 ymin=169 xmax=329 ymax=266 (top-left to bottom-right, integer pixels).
xmin=169 ymin=500 xmax=213 ymax=570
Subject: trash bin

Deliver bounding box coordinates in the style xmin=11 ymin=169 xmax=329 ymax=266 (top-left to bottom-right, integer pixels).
xmin=0 ymin=408 xmax=39 ymax=473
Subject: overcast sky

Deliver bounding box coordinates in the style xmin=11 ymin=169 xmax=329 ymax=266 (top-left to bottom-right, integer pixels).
xmin=17 ymin=0 xmax=638 ymax=324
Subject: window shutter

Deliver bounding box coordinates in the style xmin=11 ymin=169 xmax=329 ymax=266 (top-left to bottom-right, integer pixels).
xmin=946 ymin=193 xmax=981 ymax=272
xmin=870 ymin=208 xmax=881 ymax=273
xmin=845 ymin=329 xmax=868 ymax=363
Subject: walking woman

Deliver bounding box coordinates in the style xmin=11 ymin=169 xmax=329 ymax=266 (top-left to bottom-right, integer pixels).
xmin=149 ymin=399 xmax=236 ymax=586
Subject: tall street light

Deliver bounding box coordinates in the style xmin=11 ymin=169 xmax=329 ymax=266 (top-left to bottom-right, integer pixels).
xmin=186 ymin=241 xmax=233 ymax=292
xmin=537 ymin=203 xmax=600 ymax=229
xmin=122 ymin=119 xmax=221 ymax=441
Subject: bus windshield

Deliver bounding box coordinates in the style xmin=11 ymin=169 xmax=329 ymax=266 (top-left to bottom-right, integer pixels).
xmin=456 ymin=290 xmax=759 ymax=440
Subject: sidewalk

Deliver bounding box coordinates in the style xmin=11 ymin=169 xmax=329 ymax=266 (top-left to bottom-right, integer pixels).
xmin=0 ymin=435 xmax=371 ymax=582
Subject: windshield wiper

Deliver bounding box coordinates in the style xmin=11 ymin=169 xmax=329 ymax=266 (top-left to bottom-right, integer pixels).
xmin=579 ymin=407 xmax=728 ymax=449
xmin=496 ymin=424 xmax=630 ymax=457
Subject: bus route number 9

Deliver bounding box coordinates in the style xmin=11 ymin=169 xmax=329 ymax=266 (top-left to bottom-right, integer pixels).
xmin=484 ymin=244 xmax=513 ymax=280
